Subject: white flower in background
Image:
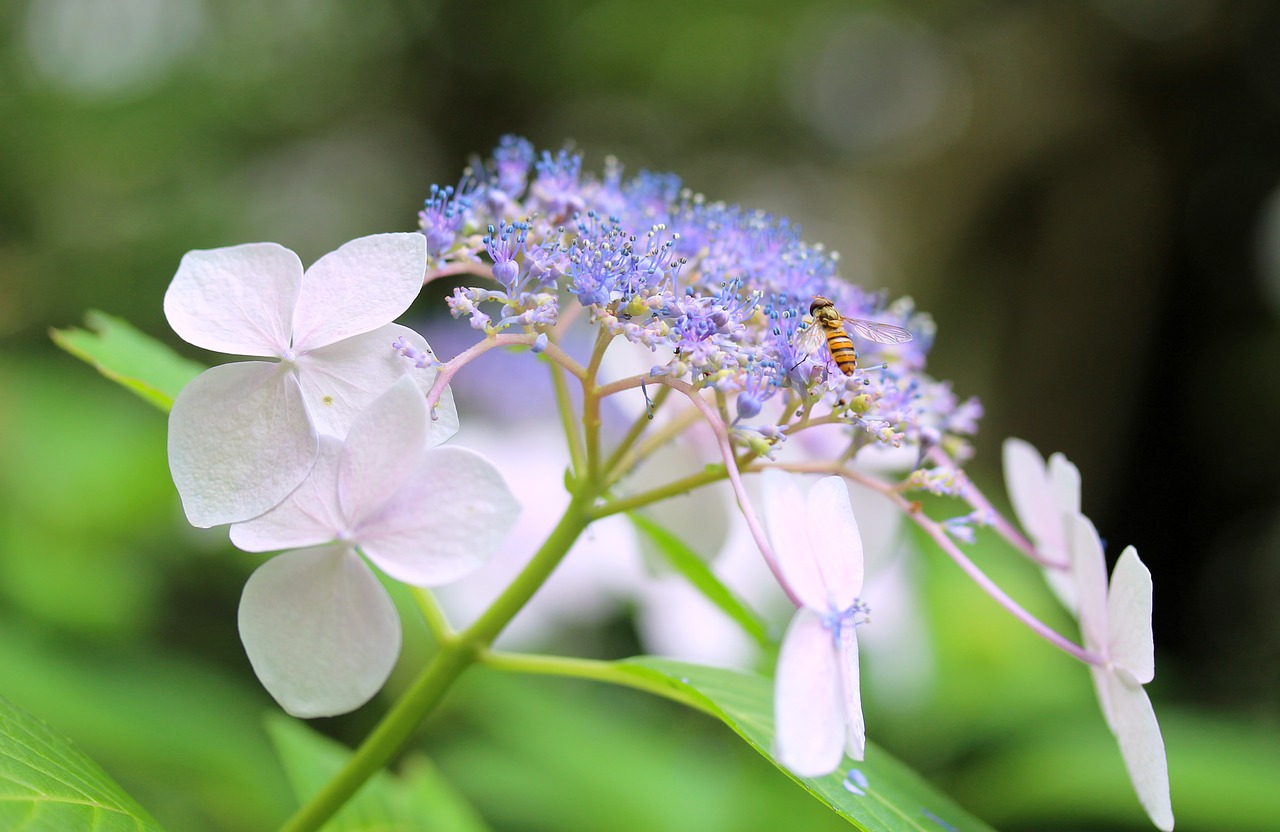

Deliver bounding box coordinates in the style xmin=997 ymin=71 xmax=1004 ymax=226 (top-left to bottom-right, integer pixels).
xmin=763 ymin=470 xmax=867 ymax=777
xmin=1072 ymin=514 xmax=1174 ymax=831
xmin=165 ymin=232 xmax=458 ymax=527
xmin=229 ymin=378 xmax=517 ymax=717
xmin=1003 ymin=437 xmax=1082 ymax=611
xmin=432 ymin=420 xmax=646 ymax=647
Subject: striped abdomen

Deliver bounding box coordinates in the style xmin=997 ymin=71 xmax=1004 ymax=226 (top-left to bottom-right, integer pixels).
xmin=823 ymin=324 xmax=858 ymax=375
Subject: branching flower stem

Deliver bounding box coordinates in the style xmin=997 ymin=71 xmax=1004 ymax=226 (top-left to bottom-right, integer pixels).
xmin=926 ymin=446 xmax=1054 ymax=566
xmin=423 ymin=262 xmax=492 ymax=285
xmin=425 ymin=333 xmax=587 ymax=413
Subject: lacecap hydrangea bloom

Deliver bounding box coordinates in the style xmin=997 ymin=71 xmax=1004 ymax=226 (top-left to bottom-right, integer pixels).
xmin=158 ymin=135 xmax=1174 ymax=831
xmin=398 ymin=137 xmax=1172 ymax=826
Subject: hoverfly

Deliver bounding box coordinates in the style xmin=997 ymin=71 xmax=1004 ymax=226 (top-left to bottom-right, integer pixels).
xmin=795 ymin=295 xmax=914 ymax=376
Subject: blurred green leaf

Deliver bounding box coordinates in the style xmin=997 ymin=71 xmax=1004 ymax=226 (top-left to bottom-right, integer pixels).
xmin=0 ymin=618 xmax=293 ymax=832
xmin=627 ymin=511 xmax=773 ymax=650
xmin=616 ymin=657 xmax=995 ymax=832
xmin=50 ymin=310 xmax=203 ymax=411
xmin=0 ymin=692 xmax=164 ymax=832
xmin=0 ymin=357 xmax=176 ymax=635
xmin=267 ymin=717 xmax=490 ymax=832
xmin=433 ymin=669 xmax=851 ymax=832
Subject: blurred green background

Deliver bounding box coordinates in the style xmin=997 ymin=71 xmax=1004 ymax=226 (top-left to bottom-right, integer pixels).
xmin=2 ymin=1 xmax=1279 ymax=830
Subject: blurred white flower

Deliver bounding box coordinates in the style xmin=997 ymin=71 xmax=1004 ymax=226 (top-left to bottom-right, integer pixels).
xmin=763 ymin=470 xmax=867 ymax=777
xmin=1003 ymin=437 xmax=1082 ymax=611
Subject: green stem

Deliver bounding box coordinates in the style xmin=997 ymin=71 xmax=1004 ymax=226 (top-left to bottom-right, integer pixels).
xmin=277 ymin=491 xmax=596 ymax=832
xmin=581 ymin=328 xmax=613 ymax=484
xmin=276 ymin=645 xmax=471 ymax=832
xmin=479 ymin=650 xmax=716 ymax=716
xmin=590 ymin=464 xmax=730 ymax=520
xmin=600 ymin=384 xmax=670 ymax=478
xmin=549 ymin=361 xmax=587 ymax=481
xmin=410 ymin=587 xmax=453 ymax=643
xmin=602 ymin=405 xmax=703 ymax=487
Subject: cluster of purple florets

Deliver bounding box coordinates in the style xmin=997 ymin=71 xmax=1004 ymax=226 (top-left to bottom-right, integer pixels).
xmin=421 ymin=136 xmax=981 ymax=461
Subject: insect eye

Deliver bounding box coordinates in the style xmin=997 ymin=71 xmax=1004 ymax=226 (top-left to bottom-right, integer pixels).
xmin=809 ymin=298 xmax=824 ymax=315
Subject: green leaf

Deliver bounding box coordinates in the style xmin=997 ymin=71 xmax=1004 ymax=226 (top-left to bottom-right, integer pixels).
xmin=0 ymin=692 xmax=164 ymax=831
xmin=267 ymin=717 xmax=491 ymax=832
xmin=50 ymin=310 xmax=204 ymax=411
xmin=627 ymin=512 xmax=774 ymax=651
xmin=615 ymin=657 xmax=996 ymax=832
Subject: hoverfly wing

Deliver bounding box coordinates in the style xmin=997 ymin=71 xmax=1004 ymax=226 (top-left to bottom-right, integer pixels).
xmin=847 ymin=318 xmax=914 ymax=345
xmin=794 ymin=316 xmax=829 ymax=356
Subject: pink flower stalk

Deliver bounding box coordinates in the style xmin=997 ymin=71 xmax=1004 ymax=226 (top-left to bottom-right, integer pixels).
xmin=1072 ymin=514 xmax=1174 ymax=831
xmin=762 ymin=469 xmax=867 ymax=777
xmin=165 ymin=232 xmax=458 ymax=527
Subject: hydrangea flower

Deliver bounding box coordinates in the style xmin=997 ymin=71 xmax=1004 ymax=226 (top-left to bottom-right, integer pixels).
xmin=1003 ymin=437 xmax=1081 ymax=610
xmin=432 ymin=138 xmax=978 ymax=467
xmin=763 ymin=469 xmax=867 ymax=777
xmin=1071 ymin=514 xmax=1173 ymax=831
xmin=165 ymin=232 xmax=458 ymax=528
xmin=228 ymin=378 xmax=518 ymax=717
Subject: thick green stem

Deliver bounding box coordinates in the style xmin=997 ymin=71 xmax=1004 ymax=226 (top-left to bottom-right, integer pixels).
xmin=277 ymin=491 xmax=596 ymax=832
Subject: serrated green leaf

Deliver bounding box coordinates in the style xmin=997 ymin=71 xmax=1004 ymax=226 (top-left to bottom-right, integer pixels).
xmin=0 ymin=692 xmax=164 ymax=832
xmin=267 ymin=717 xmax=491 ymax=832
xmin=627 ymin=512 xmax=773 ymax=651
xmin=615 ymin=657 xmax=995 ymax=832
xmin=50 ymin=310 xmax=204 ymax=411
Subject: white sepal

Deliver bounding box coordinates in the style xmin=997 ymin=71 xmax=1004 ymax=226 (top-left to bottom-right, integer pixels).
xmin=168 ymin=361 xmax=316 ymax=527
xmin=238 ymin=545 xmax=401 ymax=718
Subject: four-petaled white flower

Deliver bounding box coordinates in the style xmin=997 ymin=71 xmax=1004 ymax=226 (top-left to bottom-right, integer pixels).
xmin=1072 ymin=513 xmax=1174 ymax=831
xmin=228 ymin=378 xmax=518 ymax=718
xmin=1003 ymin=437 xmax=1082 ymax=612
xmin=165 ymin=232 xmax=459 ymax=528
xmin=762 ymin=470 xmax=867 ymax=777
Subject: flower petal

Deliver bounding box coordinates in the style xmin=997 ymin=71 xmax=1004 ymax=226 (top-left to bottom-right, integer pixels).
xmin=1070 ymin=513 xmax=1109 ymax=653
xmin=338 ymin=377 xmax=427 ymax=523
xmin=295 ymin=324 xmax=455 ymax=442
xmin=168 ymin=362 xmax=317 ymax=527
xmin=1003 ymin=438 xmax=1066 ymax=559
xmin=358 ymin=447 xmax=519 ymax=587
xmin=1108 ymin=546 xmax=1155 ymax=685
xmin=1048 ymin=452 xmax=1081 ymax=516
xmin=164 ymin=242 xmax=301 ymax=357
xmin=1106 ymin=673 xmax=1174 ymax=831
xmin=230 ymin=437 xmax=344 ymax=552
xmin=238 ymin=545 xmax=401 ymax=718
xmin=838 ymin=625 xmax=866 ymax=761
xmin=761 ymin=469 xmax=826 ymax=611
xmin=774 ymin=608 xmax=844 ymax=777
xmin=290 ymin=233 xmax=426 ymax=352
xmin=805 ymin=476 xmax=864 ymax=607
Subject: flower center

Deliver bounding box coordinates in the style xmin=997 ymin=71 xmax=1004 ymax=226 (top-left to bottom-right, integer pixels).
xmin=823 ymin=597 xmax=871 ymax=636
